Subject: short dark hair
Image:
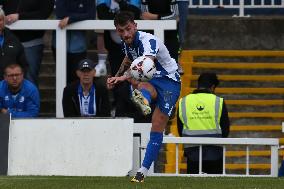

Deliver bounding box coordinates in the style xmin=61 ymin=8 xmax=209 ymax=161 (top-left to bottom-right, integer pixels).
xmin=114 ymin=11 xmax=135 ymax=27
xmin=3 ymin=63 xmax=23 ymax=75
xmin=197 ymin=72 xmax=219 ymax=89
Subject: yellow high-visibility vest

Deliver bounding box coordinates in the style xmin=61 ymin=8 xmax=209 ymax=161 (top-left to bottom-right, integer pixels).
xmin=178 ymin=93 xmax=223 ymax=136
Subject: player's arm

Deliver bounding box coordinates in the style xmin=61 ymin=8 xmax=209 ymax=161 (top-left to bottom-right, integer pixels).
xmin=115 ymin=56 xmax=132 ymax=77
xmin=106 ymin=56 xmax=132 ymax=89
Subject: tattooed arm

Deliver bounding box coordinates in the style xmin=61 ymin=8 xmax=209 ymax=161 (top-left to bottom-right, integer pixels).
xmin=106 ymin=56 xmax=132 ymax=89
xmin=115 ymin=56 xmax=132 ymax=77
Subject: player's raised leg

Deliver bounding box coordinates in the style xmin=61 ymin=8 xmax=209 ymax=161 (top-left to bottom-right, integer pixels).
xmin=131 ymin=82 xmax=157 ymax=116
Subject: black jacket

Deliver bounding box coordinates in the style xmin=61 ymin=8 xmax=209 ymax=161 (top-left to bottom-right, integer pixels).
xmin=62 ymin=79 xmax=111 ymax=118
xmin=1 ymin=0 xmax=54 ymax=42
xmin=177 ymin=89 xmax=230 ymax=161
xmin=0 ymin=28 xmax=28 ymax=80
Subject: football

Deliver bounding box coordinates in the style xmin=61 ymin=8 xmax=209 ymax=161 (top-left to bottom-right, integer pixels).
xmin=130 ymin=56 xmax=156 ymax=81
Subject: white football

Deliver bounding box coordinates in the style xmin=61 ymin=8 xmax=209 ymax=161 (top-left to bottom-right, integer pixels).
xmin=130 ymin=56 xmax=156 ymax=82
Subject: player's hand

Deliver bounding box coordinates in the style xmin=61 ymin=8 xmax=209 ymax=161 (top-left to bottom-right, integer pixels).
xmin=106 ymin=76 xmax=127 ymax=89
xmin=58 ymin=17 xmax=69 ymax=29
xmin=106 ymin=77 xmax=116 ymax=89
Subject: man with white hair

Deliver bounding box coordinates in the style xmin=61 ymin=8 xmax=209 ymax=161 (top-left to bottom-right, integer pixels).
xmin=0 ymin=8 xmax=28 ymax=81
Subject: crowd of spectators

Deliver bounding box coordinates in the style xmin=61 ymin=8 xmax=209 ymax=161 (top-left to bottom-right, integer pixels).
xmin=0 ymin=0 xmax=168 ymax=121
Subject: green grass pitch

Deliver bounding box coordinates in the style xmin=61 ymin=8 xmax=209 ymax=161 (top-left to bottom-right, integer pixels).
xmin=0 ymin=176 xmax=283 ymax=189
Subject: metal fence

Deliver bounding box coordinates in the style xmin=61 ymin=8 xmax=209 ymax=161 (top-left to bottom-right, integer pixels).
xmin=151 ymin=137 xmax=279 ymax=177
xmin=188 ymin=0 xmax=284 ymax=16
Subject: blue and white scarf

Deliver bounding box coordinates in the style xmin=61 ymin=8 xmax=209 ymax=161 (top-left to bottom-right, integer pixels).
xmin=78 ymin=84 xmax=96 ymax=116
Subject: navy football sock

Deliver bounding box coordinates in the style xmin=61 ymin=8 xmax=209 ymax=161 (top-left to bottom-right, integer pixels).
xmin=142 ymin=132 xmax=163 ymax=169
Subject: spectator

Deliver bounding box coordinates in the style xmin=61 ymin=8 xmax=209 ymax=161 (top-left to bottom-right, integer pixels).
xmin=62 ymin=58 xmax=111 ymax=117
xmin=0 ymin=63 xmax=40 ymax=118
xmin=96 ymin=0 xmax=141 ymax=77
xmin=176 ymin=0 xmax=188 ymax=74
xmin=177 ymin=0 xmax=189 ymax=50
xmin=1 ymin=0 xmax=54 ymax=86
xmin=53 ymin=0 xmax=96 ymax=84
xmin=177 ymin=72 xmax=230 ymax=174
xmin=0 ymin=7 xmax=28 ymax=81
xmin=141 ymin=0 xmax=184 ymax=74
xmin=94 ymin=31 xmax=108 ymax=77
xmin=96 ymin=0 xmax=141 ymax=117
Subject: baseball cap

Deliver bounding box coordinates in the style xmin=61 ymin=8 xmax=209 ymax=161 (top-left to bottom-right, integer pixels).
xmin=77 ymin=59 xmax=96 ymax=71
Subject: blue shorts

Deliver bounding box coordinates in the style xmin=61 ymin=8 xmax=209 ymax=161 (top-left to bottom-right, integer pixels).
xmin=149 ymin=77 xmax=181 ymax=117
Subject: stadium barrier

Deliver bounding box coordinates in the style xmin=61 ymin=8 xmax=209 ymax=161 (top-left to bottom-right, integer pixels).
xmin=187 ymin=0 xmax=284 ymax=17
xmin=7 ymin=20 xmax=176 ymax=118
xmin=2 ymin=119 xmax=279 ymax=177
xmin=150 ymin=137 xmax=279 ymax=177
xmin=8 ymin=118 xmax=134 ymax=176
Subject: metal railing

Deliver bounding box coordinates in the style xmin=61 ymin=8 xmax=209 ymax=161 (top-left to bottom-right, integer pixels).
xmin=151 ymin=137 xmax=279 ymax=177
xmin=7 ymin=20 xmax=176 ymax=117
xmin=188 ymin=0 xmax=284 ymax=17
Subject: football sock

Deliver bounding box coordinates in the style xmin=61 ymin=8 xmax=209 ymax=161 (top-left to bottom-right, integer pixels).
xmin=142 ymin=132 xmax=163 ymax=170
xmin=138 ymin=166 xmax=148 ymax=177
xmin=140 ymin=88 xmax=151 ymax=104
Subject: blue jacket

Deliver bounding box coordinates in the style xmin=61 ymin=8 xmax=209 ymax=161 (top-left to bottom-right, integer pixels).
xmin=55 ymin=0 xmax=96 ymax=53
xmin=0 ymin=79 xmax=40 ymax=118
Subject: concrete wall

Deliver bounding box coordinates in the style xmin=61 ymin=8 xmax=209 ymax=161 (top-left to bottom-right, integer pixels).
xmin=184 ymin=16 xmax=284 ymax=50
xmin=8 ymin=118 xmax=133 ymax=176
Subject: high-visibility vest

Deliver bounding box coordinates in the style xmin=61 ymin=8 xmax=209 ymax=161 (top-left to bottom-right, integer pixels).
xmin=178 ymin=93 xmax=223 ymax=136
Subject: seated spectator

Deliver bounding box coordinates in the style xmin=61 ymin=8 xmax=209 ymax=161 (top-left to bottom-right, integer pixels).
xmin=177 ymin=72 xmax=230 ymax=174
xmin=0 ymin=63 xmax=40 ymax=118
xmin=0 ymin=8 xmax=28 ymax=80
xmin=62 ymin=59 xmax=111 ymax=117
xmin=1 ymin=0 xmax=54 ymax=86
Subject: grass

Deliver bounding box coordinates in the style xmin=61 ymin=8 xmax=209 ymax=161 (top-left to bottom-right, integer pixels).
xmin=0 ymin=176 xmax=283 ymax=189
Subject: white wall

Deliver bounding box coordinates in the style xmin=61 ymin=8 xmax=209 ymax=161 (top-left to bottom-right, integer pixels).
xmin=8 ymin=118 xmax=133 ymax=176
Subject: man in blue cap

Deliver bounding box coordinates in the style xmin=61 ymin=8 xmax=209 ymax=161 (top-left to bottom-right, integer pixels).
xmin=62 ymin=59 xmax=110 ymax=117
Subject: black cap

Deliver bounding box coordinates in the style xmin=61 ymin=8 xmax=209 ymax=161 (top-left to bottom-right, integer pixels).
xmin=77 ymin=59 xmax=96 ymax=70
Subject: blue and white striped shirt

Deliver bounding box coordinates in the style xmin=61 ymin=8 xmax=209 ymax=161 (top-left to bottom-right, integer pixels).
xmin=122 ymin=31 xmax=180 ymax=82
